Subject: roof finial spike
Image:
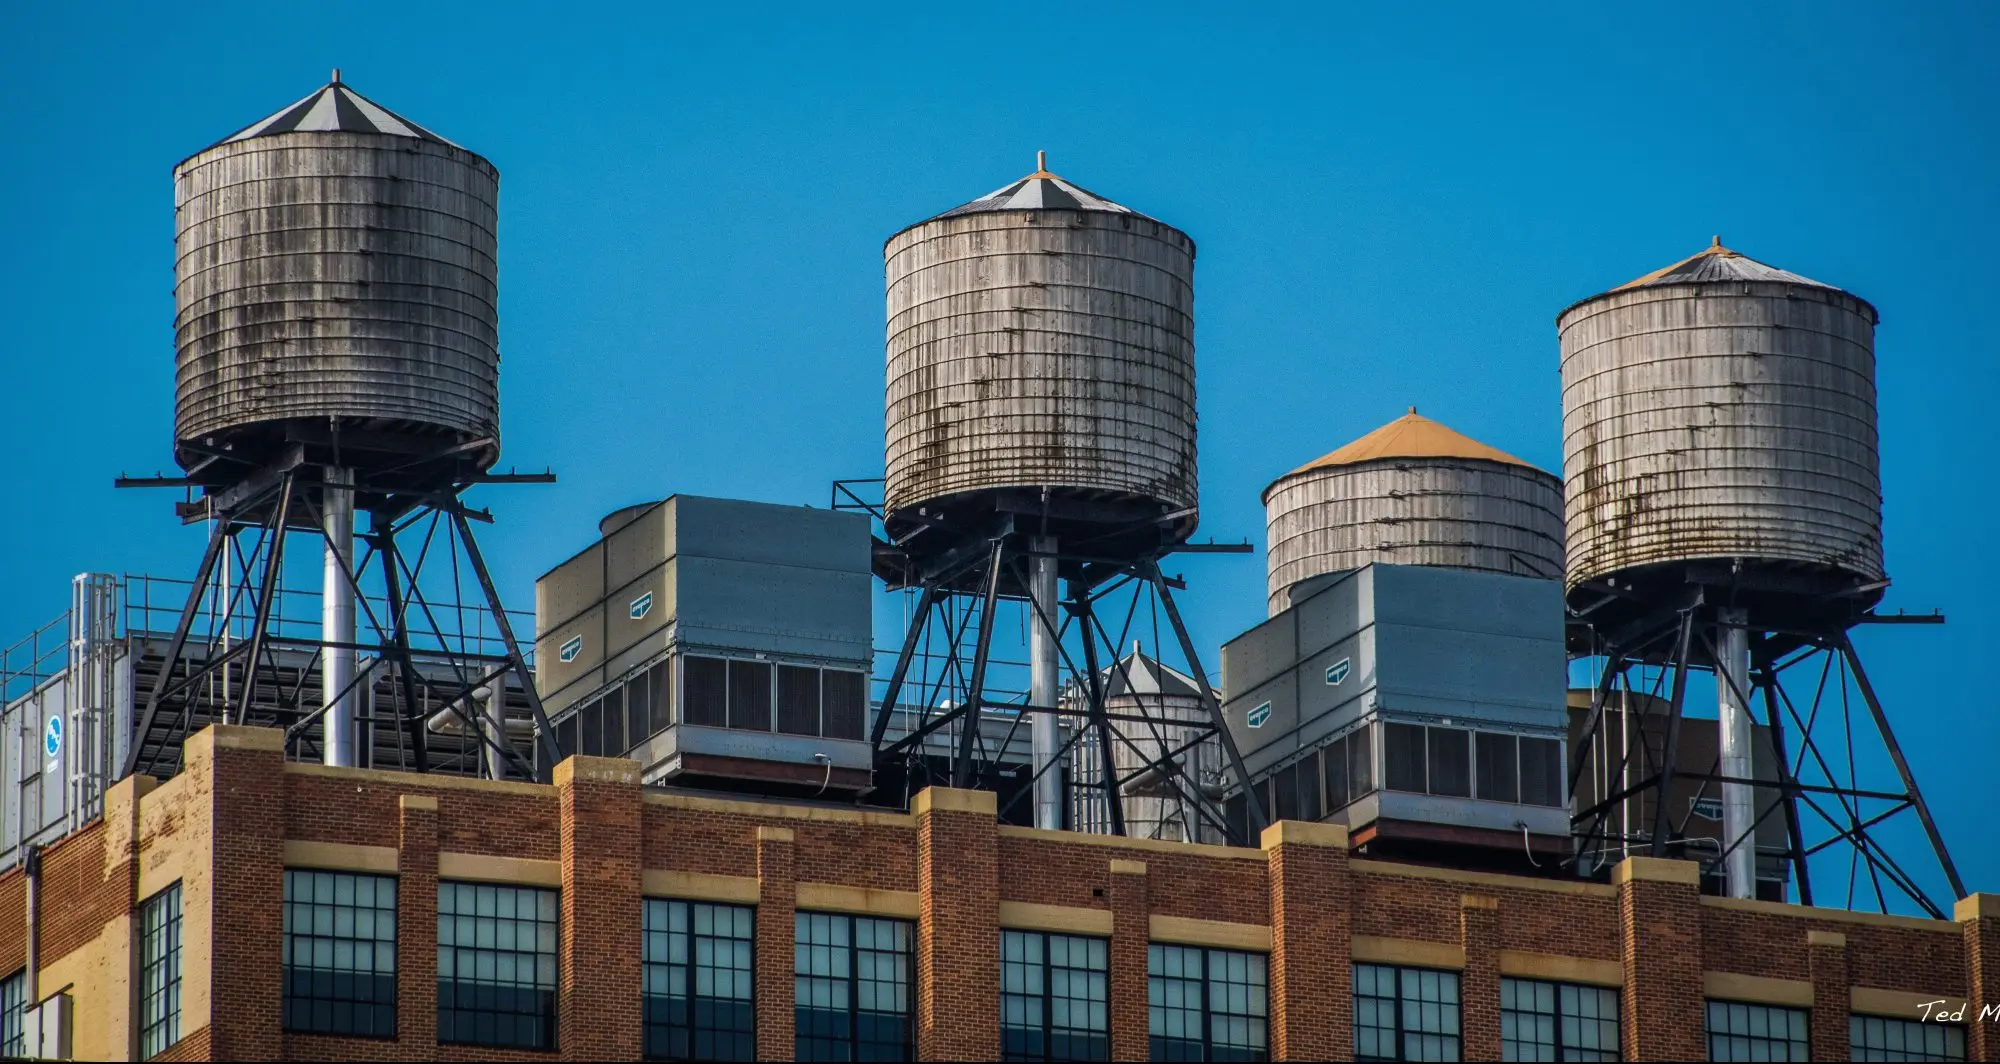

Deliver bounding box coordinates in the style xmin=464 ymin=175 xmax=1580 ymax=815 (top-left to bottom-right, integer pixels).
xmin=1408 ymin=405 xmax=1417 ymax=416
xmin=331 ymin=67 xmax=342 ymax=85
xmin=1712 ymin=234 xmax=1721 ymax=248
xmin=1037 ymin=149 xmax=1047 ymax=173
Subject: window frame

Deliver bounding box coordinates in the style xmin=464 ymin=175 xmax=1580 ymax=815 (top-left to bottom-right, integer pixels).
xmin=436 ymin=880 xmax=560 ymax=1050
xmin=1147 ymin=942 xmax=1270 ymax=1062
xmin=139 ymin=881 xmax=184 ymax=1059
xmin=281 ymin=868 xmax=400 ymax=1039
xmin=793 ymin=910 xmax=916 ymax=1061
xmin=1000 ymin=929 xmax=1110 ymax=1062
xmin=1704 ymin=999 xmax=1809 ymax=1062
xmin=1499 ymin=976 xmax=1621 ymax=1061
xmin=1353 ymin=962 xmax=1462 ymax=1062
xmin=643 ymin=897 xmax=757 ymax=1062
xmin=1848 ymin=1012 xmax=1967 ymax=1062
xmin=0 ymin=968 xmax=24 ymax=1059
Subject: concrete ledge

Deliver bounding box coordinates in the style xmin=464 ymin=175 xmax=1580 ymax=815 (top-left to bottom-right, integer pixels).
xmin=1955 ymin=893 xmax=2000 ymax=921
xmin=996 ymin=826 xmax=1262 ymax=863
xmin=1352 ymin=859 xmax=1619 ymax=898
xmin=1807 ymin=930 xmax=1847 ymax=948
xmin=1260 ymin=820 xmax=1349 ymax=851
xmin=1705 ymin=971 xmax=1814 ymax=1008
xmin=756 ymin=826 xmax=796 ymax=843
xmin=643 ymin=789 xmax=915 ymax=828
xmin=1461 ymin=894 xmax=1499 ymax=911
xmin=796 ymin=884 xmax=920 ymax=919
xmin=913 ymin=787 xmax=997 ymax=817
xmin=209 ymin=724 xmax=287 ymax=752
xmin=1701 ymin=895 xmax=1959 ymax=933
xmin=1498 ymin=950 xmax=1622 ymax=987
xmin=437 ymin=852 xmax=562 ymax=888
xmin=1150 ymin=916 xmax=1272 ymax=952
xmin=287 ymin=762 xmax=551 ymax=798
xmin=1852 ymin=987 xmax=1969 ymax=1020
xmin=1353 ymin=935 xmax=1465 ymax=970
xmin=642 ymin=870 xmax=760 ymax=904
xmin=282 ymin=841 xmax=399 ymax=874
xmin=400 ymin=794 xmax=439 ymax=812
xmin=1612 ymin=856 xmax=1700 ymax=887
xmin=555 ymin=755 xmax=641 ymax=787
xmin=1109 ymin=859 xmax=1148 ymax=877
xmin=998 ymin=901 xmax=1114 ymax=936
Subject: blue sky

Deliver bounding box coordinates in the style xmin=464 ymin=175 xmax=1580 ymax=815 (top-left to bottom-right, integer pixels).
xmin=2 ymin=3 xmax=1994 ymax=903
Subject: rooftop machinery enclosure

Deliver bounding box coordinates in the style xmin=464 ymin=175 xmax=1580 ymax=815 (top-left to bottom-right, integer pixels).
xmin=1263 ymin=410 xmax=1564 ymax=617
xmin=173 ymin=74 xmax=502 ymax=483
xmin=882 ymin=155 xmax=1199 ymax=553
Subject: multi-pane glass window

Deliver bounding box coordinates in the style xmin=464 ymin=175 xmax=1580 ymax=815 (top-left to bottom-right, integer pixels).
xmin=794 ymin=911 xmax=914 ymax=1061
xmin=1381 ymin=723 xmax=1562 ymax=806
xmin=1001 ymin=931 xmax=1109 ymax=1061
xmin=0 ymin=968 xmax=24 ymax=1059
xmin=643 ymin=899 xmax=756 ymax=1061
xmin=1850 ymin=1014 xmax=1967 ymax=1062
xmin=139 ymin=882 xmax=184 ymax=1059
xmin=1705 ymin=1001 xmax=1808 ymax=1062
xmin=1148 ymin=944 xmax=1269 ymax=1062
xmin=1499 ymin=978 xmax=1619 ymax=1061
xmin=1354 ymin=963 xmax=1461 ymax=1062
xmin=282 ymin=870 xmax=398 ymax=1037
xmin=437 ymin=882 xmax=558 ymax=1049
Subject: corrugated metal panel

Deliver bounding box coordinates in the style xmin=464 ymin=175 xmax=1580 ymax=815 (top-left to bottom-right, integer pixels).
xmin=883 ymin=207 xmax=1198 ymax=520
xmin=1558 ymin=280 xmax=1884 ymax=590
xmin=172 ymin=130 xmax=500 ymax=467
xmin=1264 ymin=459 xmax=1563 ymax=615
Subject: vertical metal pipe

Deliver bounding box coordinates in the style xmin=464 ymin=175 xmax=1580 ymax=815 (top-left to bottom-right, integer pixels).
xmin=1716 ymin=607 xmax=1755 ymax=898
xmin=477 ymin=686 xmax=506 ymax=781
xmin=322 ymin=467 xmax=358 ymax=768
xmin=1029 ymin=536 xmax=1061 ymax=829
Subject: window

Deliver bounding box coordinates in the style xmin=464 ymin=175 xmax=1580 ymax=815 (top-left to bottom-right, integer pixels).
xmin=1500 ymin=978 xmax=1619 ymax=1061
xmin=438 ymin=882 xmax=558 ymax=1049
xmin=1148 ymin=943 xmax=1268 ymax=1061
xmin=1382 ymin=723 xmax=1562 ymax=808
xmin=1354 ymin=963 xmax=1460 ymax=1062
xmin=1850 ymin=1014 xmax=1966 ymax=1061
xmin=283 ymin=870 xmax=398 ymax=1037
xmin=644 ymin=899 xmax=755 ymax=1061
xmin=1 ymin=968 xmax=24 ymax=1059
xmin=1705 ymin=1001 xmax=1808 ymax=1062
xmin=795 ymin=911 xmax=913 ymax=1061
xmin=1002 ymin=931 xmax=1109 ymax=1061
xmin=140 ymin=881 xmax=184 ymax=1059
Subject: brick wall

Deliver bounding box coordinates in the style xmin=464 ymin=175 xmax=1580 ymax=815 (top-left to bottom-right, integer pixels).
xmin=0 ymin=724 xmax=1987 ymax=1063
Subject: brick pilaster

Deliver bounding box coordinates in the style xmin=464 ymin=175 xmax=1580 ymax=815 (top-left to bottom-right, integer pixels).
xmin=1107 ymin=859 xmax=1150 ymax=1064
xmin=397 ymin=794 xmax=440 ymax=1060
xmin=755 ymin=826 xmax=797 ymax=1062
xmin=101 ymin=771 xmax=157 ymax=1061
xmin=1460 ymin=894 xmax=1502 ymax=1062
xmin=1615 ymin=856 xmax=1705 ymax=1062
xmin=1959 ymin=894 xmax=2000 ymax=1063
xmin=194 ymin=725 xmax=287 ymax=1062
xmin=1262 ymin=821 xmax=1351 ymax=1061
xmin=1807 ymin=930 xmax=1850 ymax=1061
xmin=556 ymin=755 xmax=643 ymax=1061
xmin=914 ymin=786 xmax=998 ymax=1062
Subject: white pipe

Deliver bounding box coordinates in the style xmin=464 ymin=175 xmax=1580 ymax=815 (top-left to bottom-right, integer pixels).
xmin=322 ymin=467 xmax=358 ymax=768
xmin=1029 ymin=536 xmax=1061 ymax=830
xmin=476 ymin=686 xmax=507 ymax=780
xmin=1717 ymin=607 xmax=1755 ymax=898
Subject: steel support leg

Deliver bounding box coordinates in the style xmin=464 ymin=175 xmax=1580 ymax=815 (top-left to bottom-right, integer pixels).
xmin=453 ymin=509 xmax=564 ymax=781
xmin=1840 ymin=635 xmax=1966 ymax=901
xmin=951 ymin=539 xmax=1007 ymax=788
xmin=235 ymin=474 xmax=297 ymax=726
xmin=1073 ymin=592 xmax=1125 ymax=836
xmin=871 ymin=584 xmax=940 ymax=751
xmin=1650 ymin=612 xmax=1696 ymax=859
xmin=123 ymin=520 xmax=231 ymax=778
xmin=1150 ymin=560 xmax=1268 ymax=840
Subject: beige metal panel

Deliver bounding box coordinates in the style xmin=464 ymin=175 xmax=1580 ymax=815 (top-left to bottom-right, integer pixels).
xmin=605 ymin=564 xmax=675 ymax=666
xmin=535 ymin=601 xmax=605 ymax=700
xmin=883 ymin=210 xmax=1197 ymax=517
xmin=1264 ymin=459 xmax=1563 ymax=615
xmin=172 ymin=132 xmax=500 ymax=458
xmin=535 ymin=542 xmax=604 ymax=640
xmin=1558 ymin=282 xmax=1883 ymax=589
xmin=605 ymin=501 xmax=672 ymax=592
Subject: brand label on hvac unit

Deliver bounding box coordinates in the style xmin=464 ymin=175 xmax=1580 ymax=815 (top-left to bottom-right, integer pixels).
xmin=1690 ymin=796 xmax=1723 ymax=821
xmin=558 ymin=635 xmax=584 ymax=664
xmin=1246 ymin=702 xmax=1273 ymax=729
xmin=43 ymin=714 xmax=62 ymax=759
xmin=629 ymin=591 xmax=654 ymax=620
xmin=1325 ymin=658 xmax=1351 ymax=686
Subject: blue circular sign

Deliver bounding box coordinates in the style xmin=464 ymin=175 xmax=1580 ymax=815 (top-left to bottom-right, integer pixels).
xmin=43 ymin=714 xmax=62 ymax=759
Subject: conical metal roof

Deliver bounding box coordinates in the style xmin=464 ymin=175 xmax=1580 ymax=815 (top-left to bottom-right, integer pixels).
xmin=1275 ymin=409 xmax=1544 ymax=483
xmin=205 ymin=71 xmax=459 ymax=151
xmin=1612 ymin=236 xmax=1834 ymax=292
xmin=1100 ymin=643 xmax=1204 ymax=701
xmin=928 ymin=151 xmax=1157 ymax=222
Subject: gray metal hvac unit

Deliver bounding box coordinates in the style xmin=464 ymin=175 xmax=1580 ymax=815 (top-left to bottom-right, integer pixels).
xmin=173 ymin=73 xmax=501 ymax=483
xmin=882 ymin=152 xmax=1199 ymax=554
xmin=1263 ymin=409 xmax=1563 ymax=617
xmin=534 ymin=496 xmax=875 ymax=794
xmin=1218 ymin=564 xmax=1570 ymax=863
xmin=1557 ymin=237 xmax=1884 ymax=622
